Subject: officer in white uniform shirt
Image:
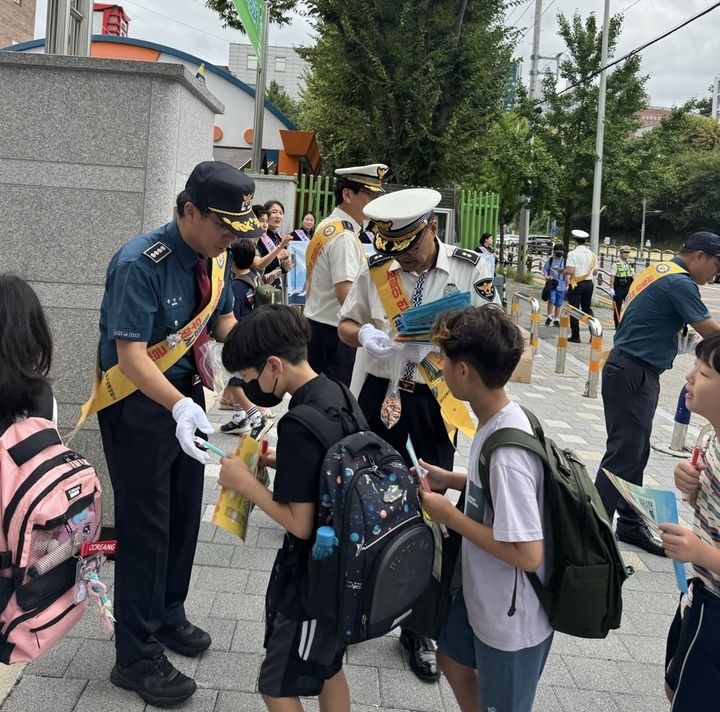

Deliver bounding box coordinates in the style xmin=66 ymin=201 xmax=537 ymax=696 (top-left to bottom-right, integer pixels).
xmin=564 ymin=228 xmax=598 ymax=343
xmin=338 ymin=187 xmax=499 ymax=682
xmin=304 ymin=163 xmax=387 ymax=385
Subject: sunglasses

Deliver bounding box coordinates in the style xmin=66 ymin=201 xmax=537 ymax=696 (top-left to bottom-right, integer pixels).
xmin=208 ymin=213 xmax=235 ymax=237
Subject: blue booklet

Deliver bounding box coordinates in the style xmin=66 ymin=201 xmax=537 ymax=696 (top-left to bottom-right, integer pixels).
xmin=603 ymin=469 xmax=687 ymax=594
xmin=397 ymin=291 xmax=471 ymax=335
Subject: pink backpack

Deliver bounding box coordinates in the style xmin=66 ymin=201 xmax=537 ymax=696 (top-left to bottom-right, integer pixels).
xmin=0 ymin=415 xmax=102 ymax=663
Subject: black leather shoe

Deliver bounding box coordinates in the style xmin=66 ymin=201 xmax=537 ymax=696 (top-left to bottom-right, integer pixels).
xmin=568 ymin=336 xmax=582 ymax=343
xmin=399 ymin=629 xmax=439 ymax=682
xmin=616 ymin=524 xmax=667 ymax=557
xmin=110 ymin=653 xmax=196 ymax=707
xmin=156 ymin=621 xmax=211 ymax=657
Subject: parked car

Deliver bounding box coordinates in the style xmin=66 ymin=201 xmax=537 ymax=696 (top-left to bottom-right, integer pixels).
xmin=529 ymin=235 xmax=553 ymax=254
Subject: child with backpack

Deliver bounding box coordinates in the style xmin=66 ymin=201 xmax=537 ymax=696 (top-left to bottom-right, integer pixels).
xmin=219 ymin=239 xmax=269 ymax=436
xmin=541 ymin=243 xmax=567 ymax=326
xmin=418 ymin=305 xmax=553 ymax=712
xmin=0 ymin=274 xmax=102 ymax=663
xmin=218 ymin=305 xmax=365 ymax=712
xmin=661 ymin=333 xmax=720 ymax=710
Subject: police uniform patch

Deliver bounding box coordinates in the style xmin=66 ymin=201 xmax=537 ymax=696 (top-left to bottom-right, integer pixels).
xmin=474 ymin=278 xmax=496 ymax=302
xmin=368 ymin=253 xmax=392 ymax=269
xmin=451 ymin=247 xmax=480 ymax=266
xmin=444 ymin=283 xmax=459 ymax=296
xmin=143 ymin=242 xmax=172 ymax=263
xmin=323 ymin=225 xmax=337 ymax=237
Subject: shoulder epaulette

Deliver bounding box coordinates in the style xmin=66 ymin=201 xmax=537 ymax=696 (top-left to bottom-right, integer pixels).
xmin=368 ymin=253 xmax=392 ymax=268
xmin=143 ymin=241 xmax=172 ymax=264
xmin=451 ymin=247 xmax=480 ymax=266
xmin=315 ymin=218 xmax=356 ymax=240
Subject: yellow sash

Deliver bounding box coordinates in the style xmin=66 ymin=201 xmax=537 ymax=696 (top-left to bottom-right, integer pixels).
xmin=75 ymin=256 xmax=226 ymax=428
xmin=305 ymin=219 xmax=363 ymax=297
xmin=625 ymin=261 xmax=687 ymax=306
xmin=369 ymin=261 xmax=475 ymax=441
xmin=569 ymin=253 xmax=597 ymax=289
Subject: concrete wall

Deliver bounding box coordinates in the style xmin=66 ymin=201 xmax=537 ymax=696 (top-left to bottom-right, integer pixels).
xmin=0 ymin=51 xmax=223 ymax=525
xmin=249 ymin=174 xmax=298 ymax=234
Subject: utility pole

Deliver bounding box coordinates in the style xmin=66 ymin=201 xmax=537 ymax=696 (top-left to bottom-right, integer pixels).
xmin=250 ymin=1 xmax=269 ymax=173
xmin=517 ymin=0 xmax=543 ymax=278
xmin=590 ymin=0 xmax=611 ymax=254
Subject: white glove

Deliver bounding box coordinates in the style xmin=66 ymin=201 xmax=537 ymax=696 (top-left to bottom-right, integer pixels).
xmin=607 ymin=287 xmax=615 ymax=298
xmin=401 ymin=343 xmax=435 ymax=363
xmin=172 ymin=397 xmax=214 ymax=464
xmin=677 ymin=333 xmax=701 ymax=356
xmin=358 ymin=324 xmax=397 ymax=360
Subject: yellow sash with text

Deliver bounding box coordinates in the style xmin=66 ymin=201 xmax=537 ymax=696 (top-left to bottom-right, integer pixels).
xmin=625 ymin=261 xmax=687 ymax=306
xmin=305 ymin=219 xmax=363 ymax=297
xmin=369 ymin=262 xmax=476 ymax=441
xmin=75 ymin=257 xmax=226 ymax=429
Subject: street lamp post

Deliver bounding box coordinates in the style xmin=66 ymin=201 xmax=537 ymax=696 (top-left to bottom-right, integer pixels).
xmin=639 ymin=198 xmax=661 ymax=260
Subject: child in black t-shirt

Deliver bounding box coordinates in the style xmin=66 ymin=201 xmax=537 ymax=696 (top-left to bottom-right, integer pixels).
xmin=219 ymin=305 xmax=363 ymax=711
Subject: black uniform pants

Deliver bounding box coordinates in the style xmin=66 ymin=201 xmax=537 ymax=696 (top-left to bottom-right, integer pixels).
xmin=98 ymin=376 xmax=205 ymax=666
xmin=612 ymin=284 xmax=631 ymax=328
xmin=358 ymin=374 xmax=455 ymax=473
xmin=567 ymin=279 xmax=594 ymax=339
xmin=594 ymin=350 xmax=660 ymax=531
xmin=307 ymin=319 xmax=356 ymax=387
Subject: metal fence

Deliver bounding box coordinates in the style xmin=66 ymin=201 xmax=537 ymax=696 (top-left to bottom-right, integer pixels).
xmin=458 ymin=190 xmax=500 ymax=250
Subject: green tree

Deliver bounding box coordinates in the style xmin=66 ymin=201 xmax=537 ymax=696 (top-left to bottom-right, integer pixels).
xmin=536 ymin=11 xmax=647 ymax=244
xmin=266 ymin=80 xmax=300 ymax=125
xmin=203 ymin=0 xmax=299 ymax=29
xmin=296 ymin=0 xmax=515 ymax=185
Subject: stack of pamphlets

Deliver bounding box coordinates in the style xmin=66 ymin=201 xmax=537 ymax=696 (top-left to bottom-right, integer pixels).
xmin=395 ymin=291 xmax=471 ymax=342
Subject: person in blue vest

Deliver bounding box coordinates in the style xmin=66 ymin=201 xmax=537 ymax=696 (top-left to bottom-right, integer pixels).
xmin=594 ymin=233 xmax=720 ymax=556
xmin=96 ymin=162 xmax=262 ymax=706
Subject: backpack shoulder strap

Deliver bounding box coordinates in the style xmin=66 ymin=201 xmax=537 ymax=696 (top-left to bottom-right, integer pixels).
xmin=478 ymin=427 xmax=549 ymax=511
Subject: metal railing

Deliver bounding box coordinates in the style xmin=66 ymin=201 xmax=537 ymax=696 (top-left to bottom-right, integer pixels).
xmin=555 ymin=305 xmax=604 ymax=398
xmin=510 ymin=292 xmax=541 ymax=354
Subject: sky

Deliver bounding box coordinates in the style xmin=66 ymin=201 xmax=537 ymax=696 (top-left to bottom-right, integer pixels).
xmin=33 ymin=0 xmax=720 ymax=108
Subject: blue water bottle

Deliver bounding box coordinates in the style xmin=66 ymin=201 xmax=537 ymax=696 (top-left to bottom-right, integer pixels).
xmin=311 ymin=526 xmax=338 ymax=560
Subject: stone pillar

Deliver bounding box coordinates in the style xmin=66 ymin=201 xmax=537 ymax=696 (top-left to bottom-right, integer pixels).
xmin=0 ymin=52 xmax=224 ymax=525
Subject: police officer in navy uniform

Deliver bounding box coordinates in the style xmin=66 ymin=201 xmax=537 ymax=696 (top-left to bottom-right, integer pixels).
xmin=339 ymin=188 xmax=499 ymax=681
xmin=595 ymin=233 xmax=720 ymax=556
xmin=97 ymin=162 xmax=262 ymax=706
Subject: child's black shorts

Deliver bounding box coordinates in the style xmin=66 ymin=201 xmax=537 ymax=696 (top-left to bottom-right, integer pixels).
xmin=665 ymin=578 xmax=720 ymax=710
xmin=258 ymin=613 xmax=345 ymax=698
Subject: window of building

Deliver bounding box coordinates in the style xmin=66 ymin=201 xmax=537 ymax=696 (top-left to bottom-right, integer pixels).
xmin=247 ymin=55 xmax=258 ymax=71
xmin=275 ymin=56 xmax=286 ymax=72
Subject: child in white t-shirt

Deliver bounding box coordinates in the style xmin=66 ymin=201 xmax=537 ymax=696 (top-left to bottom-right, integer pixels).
xmin=420 ymin=305 xmax=553 ymax=712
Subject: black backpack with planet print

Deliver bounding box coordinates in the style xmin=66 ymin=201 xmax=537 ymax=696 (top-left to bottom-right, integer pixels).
xmin=284 ymin=382 xmax=434 ymax=646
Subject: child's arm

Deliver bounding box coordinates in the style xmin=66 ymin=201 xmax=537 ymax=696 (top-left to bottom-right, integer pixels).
xmin=660 ymin=523 xmax=720 ymax=575
xmin=420 ymin=491 xmax=543 ymax=572
xmin=418 ymin=459 xmax=467 ymax=491
xmin=219 ymin=456 xmax=314 ymax=540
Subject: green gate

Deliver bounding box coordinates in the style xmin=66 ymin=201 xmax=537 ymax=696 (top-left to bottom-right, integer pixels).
xmin=459 ymin=190 xmax=500 ymax=249
xmin=296 ymin=174 xmax=335 ymax=223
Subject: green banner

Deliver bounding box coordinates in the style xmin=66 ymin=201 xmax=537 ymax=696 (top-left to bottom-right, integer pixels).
xmin=232 ymin=0 xmax=265 ymax=63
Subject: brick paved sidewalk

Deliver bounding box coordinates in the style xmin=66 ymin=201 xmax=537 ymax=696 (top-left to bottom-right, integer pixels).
xmin=1 ymin=328 xmax=693 ymax=711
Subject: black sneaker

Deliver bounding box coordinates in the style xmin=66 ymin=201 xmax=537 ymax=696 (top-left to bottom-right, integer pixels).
xmin=545 ymin=317 xmax=552 ymax=326
xmin=110 ymin=653 xmax=196 ymax=707
xmin=156 ymin=621 xmax=212 ymax=657
xmin=616 ymin=524 xmax=667 ymax=557
xmin=249 ymin=415 xmax=270 ymax=440
xmin=220 ymin=417 xmax=250 ymax=434
xmin=568 ymin=336 xmax=582 ymax=343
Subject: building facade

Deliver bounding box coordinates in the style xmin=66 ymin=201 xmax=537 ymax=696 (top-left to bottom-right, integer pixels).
xmin=0 ymin=0 xmax=36 ymax=47
xmin=228 ymin=42 xmax=306 ymax=100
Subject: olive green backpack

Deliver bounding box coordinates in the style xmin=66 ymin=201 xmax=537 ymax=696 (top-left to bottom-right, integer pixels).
xmin=478 ymin=407 xmax=629 ymax=638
